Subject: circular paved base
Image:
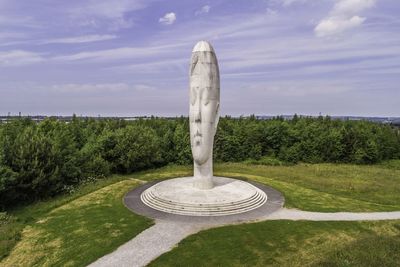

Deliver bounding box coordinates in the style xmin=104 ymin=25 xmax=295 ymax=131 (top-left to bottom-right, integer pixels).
xmin=141 ymin=177 xmax=267 ymax=216
xmin=124 ymin=177 xmax=285 ymax=224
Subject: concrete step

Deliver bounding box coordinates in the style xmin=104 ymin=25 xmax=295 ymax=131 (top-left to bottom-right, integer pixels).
xmin=142 ymin=190 xmax=266 ymax=211
xmin=147 ymin=189 xmax=264 ymax=208
xmin=141 ymin=189 xmax=267 ymax=216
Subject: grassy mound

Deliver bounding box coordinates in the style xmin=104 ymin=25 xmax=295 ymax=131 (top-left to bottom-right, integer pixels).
xmin=1 ymin=162 xmax=399 ymax=266
xmin=1 ymin=180 xmax=151 ymax=267
xmin=215 ymin=162 xmax=400 ymax=212
xmin=0 ymin=165 xmax=191 ymax=266
xmin=150 ymin=220 xmax=400 ymax=267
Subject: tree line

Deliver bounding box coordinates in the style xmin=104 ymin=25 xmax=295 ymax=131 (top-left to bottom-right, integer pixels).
xmin=1 ymin=115 xmax=399 ymax=208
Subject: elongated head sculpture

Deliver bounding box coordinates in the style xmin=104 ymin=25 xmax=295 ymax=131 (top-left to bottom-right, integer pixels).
xmin=189 ymin=41 xmax=220 ymax=189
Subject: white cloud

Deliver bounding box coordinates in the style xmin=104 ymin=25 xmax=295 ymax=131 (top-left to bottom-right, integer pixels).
xmin=266 ymin=8 xmax=278 ymax=16
xmin=195 ymin=5 xmax=211 ymax=16
xmin=333 ymin=0 xmax=376 ymax=15
xmin=159 ymin=12 xmax=176 ymax=25
xmin=42 ymin=34 xmax=117 ymax=44
xmin=0 ymin=31 xmax=27 ymax=40
xmin=51 ymin=83 xmax=131 ymax=93
xmin=0 ymin=15 xmax=39 ymax=28
xmin=314 ymin=0 xmax=376 ymax=37
xmin=53 ymin=43 xmax=185 ymax=62
xmin=315 ymin=16 xmax=365 ymax=37
xmin=68 ymin=0 xmax=150 ymax=30
xmin=279 ymin=0 xmax=310 ymax=7
xmin=110 ymin=58 xmax=186 ymax=74
xmin=54 ymin=47 xmax=149 ymax=61
xmin=69 ymin=0 xmax=145 ymax=19
xmin=0 ymin=50 xmax=44 ymax=66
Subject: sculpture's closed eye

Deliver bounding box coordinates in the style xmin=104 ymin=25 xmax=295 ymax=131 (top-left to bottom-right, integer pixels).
xmin=190 ymin=87 xmax=197 ymax=105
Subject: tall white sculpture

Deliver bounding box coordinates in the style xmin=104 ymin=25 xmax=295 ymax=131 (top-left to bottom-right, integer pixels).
xmin=189 ymin=41 xmax=220 ymax=190
xmin=140 ymin=41 xmax=267 ymax=216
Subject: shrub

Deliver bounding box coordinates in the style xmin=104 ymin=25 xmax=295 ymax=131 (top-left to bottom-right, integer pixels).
xmin=1 ymin=116 xmax=399 ymax=208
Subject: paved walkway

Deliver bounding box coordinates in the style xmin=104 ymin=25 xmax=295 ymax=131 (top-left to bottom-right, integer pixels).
xmin=88 ymin=220 xmax=207 ymax=267
xmin=264 ymin=208 xmax=400 ymax=221
xmin=89 ymin=208 xmax=400 ymax=267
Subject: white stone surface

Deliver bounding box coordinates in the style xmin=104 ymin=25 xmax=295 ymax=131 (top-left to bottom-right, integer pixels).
xmin=141 ymin=176 xmax=267 ymax=216
xmin=189 ymin=40 xmax=220 ymax=189
xmin=192 ymin=41 xmax=215 ymax=52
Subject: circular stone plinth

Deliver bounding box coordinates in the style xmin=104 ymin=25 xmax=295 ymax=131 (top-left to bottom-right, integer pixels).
xmin=140 ymin=177 xmax=267 ymax=216
xmin=125 ymin=178 xmax=284 ymax=223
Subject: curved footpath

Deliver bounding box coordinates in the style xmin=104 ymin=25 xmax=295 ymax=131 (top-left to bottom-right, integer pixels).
xmin=264 ymin=208 xmax=400 ymax=221
xmin=88 ymin=179 xmax=400 ymax=267
xmin=89 ymin=208 xmax=400 ymax=267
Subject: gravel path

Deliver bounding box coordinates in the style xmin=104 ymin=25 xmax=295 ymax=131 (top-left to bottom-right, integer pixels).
xmin=88 ymin=208 xmax=400 ymax=267
xmin=263 ymin=208 xmax=400 ymax=221
xmin=88 ymin=220 xmax=208 ymax=267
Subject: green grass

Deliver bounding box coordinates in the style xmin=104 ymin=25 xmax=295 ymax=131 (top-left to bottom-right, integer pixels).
xmin=149 ymin=161 xmax=400 ymax=267
xmin=1 ymin=179 xmax=151 ymax=267
xmin=1 ymin=162 xmax=399 ymax=266
xmin=243 ymin=156 xmax=292 ymax=166
xmin=149 ymin=220 xmax=400 ymax=267
xmin=215 ymin=162 xmax=400 ymax=212
xmin=0 ymin=165 xmax=190 ymax=266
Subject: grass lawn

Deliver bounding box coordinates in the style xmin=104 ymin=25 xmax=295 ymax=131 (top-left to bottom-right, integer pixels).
xmin=0 ymin=165 xmax=191 ymax=266
xmin=1 ymin=179 xmax=151 ymax=267
xmin=215 ymin=162 xmax=400 ymax=212
xmin=1 ymin=162 xmax=399 ymax=266
xmin=149 ymin=220 xmax=400 ymax=267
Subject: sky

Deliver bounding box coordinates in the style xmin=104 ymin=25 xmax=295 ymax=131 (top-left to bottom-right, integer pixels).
xmin=0 ymin=0 xmax=399 ymax=117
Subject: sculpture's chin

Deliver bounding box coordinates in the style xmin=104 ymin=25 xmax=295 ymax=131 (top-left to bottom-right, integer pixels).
xmin=192 ymin=149 xmax=210 ymax=165
xmin=194 ymin=157 xmax=208 ymax=165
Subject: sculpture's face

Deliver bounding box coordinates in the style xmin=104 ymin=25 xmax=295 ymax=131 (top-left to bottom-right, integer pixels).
xmin=189 ymin=50 xmax=220 ymax=165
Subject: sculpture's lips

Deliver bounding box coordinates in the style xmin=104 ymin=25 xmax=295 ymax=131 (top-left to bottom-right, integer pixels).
xmin=194 ymin=129 xmax=202 ymax=138
xmin=193 ymin=131 xmax=202 ymax=145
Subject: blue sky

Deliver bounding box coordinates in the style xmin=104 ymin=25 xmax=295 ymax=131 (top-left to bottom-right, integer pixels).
xmin=0 ymin=0 xmax=399 ymax=117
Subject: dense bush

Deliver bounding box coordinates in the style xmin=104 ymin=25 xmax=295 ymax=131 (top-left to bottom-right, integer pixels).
xmin=0 ymin=115 xmax=399 ymax=208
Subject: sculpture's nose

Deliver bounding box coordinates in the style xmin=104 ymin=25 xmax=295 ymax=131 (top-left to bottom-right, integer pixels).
xmin=194 ymin=104 xmax=201 ymax=123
